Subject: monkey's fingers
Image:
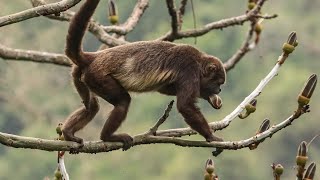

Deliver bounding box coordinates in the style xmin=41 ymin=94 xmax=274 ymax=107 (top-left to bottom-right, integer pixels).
xmin=206 ymin=134 xmax=223 ymax=142
xmin=121 ymin=135 xmax=134 ymax=151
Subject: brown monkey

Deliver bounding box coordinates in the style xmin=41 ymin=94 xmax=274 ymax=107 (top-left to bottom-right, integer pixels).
xmin=63 ymin=0 xmax=226 ymax=150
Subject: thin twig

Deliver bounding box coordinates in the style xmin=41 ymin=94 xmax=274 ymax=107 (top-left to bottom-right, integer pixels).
xmin=104 ymin=0 xmax=149 ymax=35
xmin=147 ymin=100 xmax=174 ymax=135
xmin=307 ymin=133 xmax=320 ymax=148
xmin=224 ymin=21 xmax=256 ymax=71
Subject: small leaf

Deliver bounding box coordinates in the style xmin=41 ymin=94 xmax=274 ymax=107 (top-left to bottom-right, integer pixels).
xmin=300 ymin=74 xmax=317 ymax=99
xmin=304 ymin=162 xmax=316 ymax=179
xmin=287 ymin=31 xmax=297 ymax=45
xmin=205 ymin=159 xmax=215 ymax=174
xmin=297 ymin=141 xmax=307 ymax=156
xmin=257 ymin=119 xmax=270 ymax=133
xmin=108 ymin=0 xmax=117 ymax=16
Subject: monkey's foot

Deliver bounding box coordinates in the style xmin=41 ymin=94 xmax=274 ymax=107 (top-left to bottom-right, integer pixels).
xmin=206 ymin=134 xmax=223 ymax=142
xmin=62 ymin=129 xmax=84 ymax=146
xmin=100 ymin=133 xmax=133 ymax=151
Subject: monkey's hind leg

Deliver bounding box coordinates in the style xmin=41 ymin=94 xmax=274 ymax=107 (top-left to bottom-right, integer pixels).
xmin=92 ymin=75 xmax=133 ymax=151
xmin=62 ymin=66 xmax=100 ymax=145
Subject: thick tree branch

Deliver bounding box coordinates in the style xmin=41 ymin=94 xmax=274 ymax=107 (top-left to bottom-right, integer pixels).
xmin=0 ymin=43 xmax=72 ymax=66
xmin=0 ymin=108 xmax=311 ymax=153
xmin=165 ymin=0 xmax=179 ymax=39
xmin=0 ymin=0 xmax=81 ymax=27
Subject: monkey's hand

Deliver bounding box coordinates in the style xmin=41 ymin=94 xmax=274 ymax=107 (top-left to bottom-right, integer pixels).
xmin=101 ymin=133 xmax=133 ymax=151
xmin=206 ymin=133 xmax=223 ymax=142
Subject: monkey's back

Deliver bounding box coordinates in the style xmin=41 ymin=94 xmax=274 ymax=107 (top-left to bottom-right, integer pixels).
xmin=88 ymin=41 xmax=203 ymax=92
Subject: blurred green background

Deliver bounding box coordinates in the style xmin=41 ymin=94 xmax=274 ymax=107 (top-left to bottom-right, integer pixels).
xmin=0 ymin=0 xmax=319 ymax=179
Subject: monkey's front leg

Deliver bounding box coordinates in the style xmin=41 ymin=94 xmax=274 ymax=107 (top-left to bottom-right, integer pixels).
xmin=176 ymin=85 xmax=223 ymax=142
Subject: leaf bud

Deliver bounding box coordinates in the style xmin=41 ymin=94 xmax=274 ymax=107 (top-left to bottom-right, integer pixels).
xmin=282 ymin=43 xmax=295 ymax=54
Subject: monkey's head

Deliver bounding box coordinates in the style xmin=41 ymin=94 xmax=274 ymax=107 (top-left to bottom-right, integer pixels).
xmin=200 ymin=56 xmax=226 ymax=109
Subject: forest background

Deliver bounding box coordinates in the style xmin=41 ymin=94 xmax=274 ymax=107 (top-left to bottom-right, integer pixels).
xmin=0 ymin=0 xmax=319 ymax=179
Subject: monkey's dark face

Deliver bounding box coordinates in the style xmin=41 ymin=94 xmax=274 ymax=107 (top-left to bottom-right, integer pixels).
xmin=200 ymin=56 xmax=226 ymax=109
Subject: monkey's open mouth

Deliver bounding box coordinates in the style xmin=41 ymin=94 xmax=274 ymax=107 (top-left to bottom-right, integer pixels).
xmin=207 ymin=94 xmax=222 ymax=109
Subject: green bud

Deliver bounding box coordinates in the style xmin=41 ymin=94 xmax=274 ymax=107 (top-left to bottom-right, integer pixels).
xmin=274 ymin=164 xmax=284 ymax=176
xmin=297 ymin=95 xmax=310 ymax=106
xmin=54 ymin=169 xmax=62 ymax=179
xmin=254 ymin=24 xmax=262 ymax=34
xmin=282 ymin=43 xmax=295 ymax=54
xmin=248 ymin=2 xmax=256 ymax=10
xmin=296 ymin=156 xmax=308 ymax=166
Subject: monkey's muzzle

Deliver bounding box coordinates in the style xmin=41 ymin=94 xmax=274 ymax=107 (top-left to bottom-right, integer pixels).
xmin=207 ymin=94 xmax=222 ymax=109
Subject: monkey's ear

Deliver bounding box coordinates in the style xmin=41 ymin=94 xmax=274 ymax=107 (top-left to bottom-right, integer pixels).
xmin=204 ymin=64 xmax=217 ymax=76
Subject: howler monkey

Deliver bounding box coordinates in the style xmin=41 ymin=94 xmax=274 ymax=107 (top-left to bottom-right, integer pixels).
xmin=62 ymin=0 xmax=226 ymax=150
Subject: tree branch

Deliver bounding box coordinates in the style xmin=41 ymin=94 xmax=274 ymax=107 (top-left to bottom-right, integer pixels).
xmin=165 ymin=0 xmax=179 ymax=39
xmin=158 ymin=0 xmax=269 ymax=41
xmin=103 ymin=0 xmax=150 ymax=35
xmin=28 ymin=0 xmax=128 ymax=47
xmin=147 ymin=100 xmax=174 ymax=135
xmin=0 ymin=108 xmax=311 ymax=153
xmin=178 ymin=0 xmax=188 ymax=30
xmin=0 ymin=0 xmax=81 ymax=27
xmin=0 ymin=43 xmax=72 ymax=67
xmin=224 ymin=21 xmax=257 ymax=71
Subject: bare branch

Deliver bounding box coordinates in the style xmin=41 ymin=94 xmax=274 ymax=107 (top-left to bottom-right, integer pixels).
xmin=29 ymin=0 xmax=128 ymax=47
xmin=0 ymin=43 xmax=72 ymax=67
xmin=0 ymin=110 xmax=310 ymax=153
xmin=103 ymin=0 xmax=150 ymax=35
xmin=166 ymin=0 xmax=179 ymax=39
xmin=0 ymin=0 xmax=81 ymax=27
xmin=224 ymin=21 xmax=256 ymax=71
xmin=177 ymin=0 xmax=188 ymax=30
xmin=158 ymin=0 xmax=269 ymax=41
xmin=147 ymin=100 xmax=174 ymax=135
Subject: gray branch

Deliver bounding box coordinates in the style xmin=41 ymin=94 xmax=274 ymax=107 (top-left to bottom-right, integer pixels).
xmin=158 ymin=0 xmax=269 ymax=41
xmin=0 ymin=111 xmax=309 ymax=153
xmin=0 ymin=0 xmax=81 ymax=27
xmin=103 ymin=0 xmax=150 ymax=35
xmin=0 ymin=43 xmax=71 ymax=67
xmin=29 ymin=0 xmax=128 ymax=47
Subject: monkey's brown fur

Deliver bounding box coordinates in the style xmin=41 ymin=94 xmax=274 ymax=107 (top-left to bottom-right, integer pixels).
xmin=63 ymin=0 xmax=226 ymax=150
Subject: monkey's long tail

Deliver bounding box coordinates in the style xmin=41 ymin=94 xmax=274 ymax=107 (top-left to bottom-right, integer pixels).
xmin=65 ymin=0 xmax=100 ymax=67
